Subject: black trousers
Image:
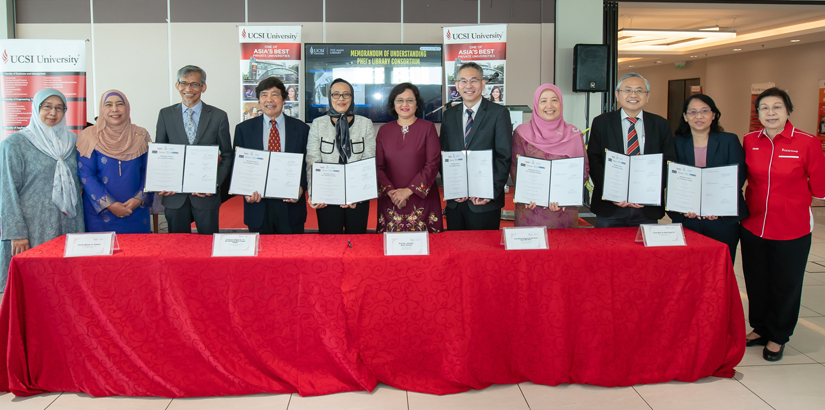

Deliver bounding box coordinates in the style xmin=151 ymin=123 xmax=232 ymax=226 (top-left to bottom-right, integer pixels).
xmin=165 ymin=196 xmax=219 ymax=235
xmin=740 ymin=226 xmax=811 ymax=345
xmin=595 ymin=207 xmax=657 ymax=228
xmin=445 ymin=201 xmax=501 ymax=231
xmin=682 ymin=218 xmax=741 ymax=263
xmin=315 ymin=201 xmax=370 ymax=234
xmin=247 ymin=199 xmax=304 ymax=235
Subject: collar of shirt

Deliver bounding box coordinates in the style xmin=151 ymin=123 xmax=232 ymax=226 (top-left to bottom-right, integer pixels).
xmin=760 ymin=120 xmax=795 ymax=140
xmin=620 ymin=108 xmax=645 ymax=154
xmin=463 ymin=99 xmax=482 ymax=119
xmin=181 ymin=101 xmax=203 ymax=117
xmin=263 ymin=111 xmax=286 ymax=150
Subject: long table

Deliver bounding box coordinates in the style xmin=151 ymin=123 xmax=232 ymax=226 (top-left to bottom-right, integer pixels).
xmin=0 ymin=229 xmax=745 ymax=397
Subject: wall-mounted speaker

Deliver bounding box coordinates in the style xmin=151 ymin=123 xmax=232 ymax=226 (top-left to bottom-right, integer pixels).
xmin=573 ymin=44 xmax=609 ymax=92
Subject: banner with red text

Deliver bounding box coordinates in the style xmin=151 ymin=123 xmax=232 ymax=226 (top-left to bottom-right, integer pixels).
xmin=239 ymin=25 xmax=302 ymax=120
xmin=749 ymin=82 xmax=775 ymax=132
xmin=443 ymin=24 xmax=507 ymax=105
xmin=1 ymin=39 xmax=86 ymax=139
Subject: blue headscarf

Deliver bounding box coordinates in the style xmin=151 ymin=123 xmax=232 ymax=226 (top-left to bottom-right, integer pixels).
xmin=20 ymin=88 xmax=78 ymax=217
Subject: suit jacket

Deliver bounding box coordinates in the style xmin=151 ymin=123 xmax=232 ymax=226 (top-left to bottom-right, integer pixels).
xmin=440 ymin=98 xmax=513 ymax=213
xmin=667 ymin=131 xmax=748 ymax=224
xmin=234 ymin=114 xmax=310 ymax=229
xmin=155 ymin=102 xmax=233 ymax=210
xmin=587 ymin=110 xmax=676 ymax=220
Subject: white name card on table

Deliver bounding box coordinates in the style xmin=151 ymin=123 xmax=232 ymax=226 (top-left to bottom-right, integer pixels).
xmin=64 ymin=232 xmax=119 ymax=257
xmin=501 ymin=226 xmax=549 ymax=250
xmin=635 ymin=223 xmax=687 ymax=247
xmin=212 ymin=233 xmax=261 ymax=257
xmin=383 ymin=232 xmax=430 ymax=256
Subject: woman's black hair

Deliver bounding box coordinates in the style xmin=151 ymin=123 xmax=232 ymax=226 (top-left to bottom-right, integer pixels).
xmin=755 ymin=87 xmax=793 ymax=114
xmin=674 ymin=93 xmax=724 ymax=137
xmin=385 ymin=83 xmax=424 ymax=118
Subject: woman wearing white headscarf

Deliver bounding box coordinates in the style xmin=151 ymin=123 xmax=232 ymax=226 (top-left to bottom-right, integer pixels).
xmin=0 ymin=88 xmax=85 ymax=289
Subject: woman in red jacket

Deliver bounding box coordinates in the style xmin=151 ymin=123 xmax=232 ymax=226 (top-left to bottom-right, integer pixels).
xmin=741 ymin=87 xmax=825 ymax=361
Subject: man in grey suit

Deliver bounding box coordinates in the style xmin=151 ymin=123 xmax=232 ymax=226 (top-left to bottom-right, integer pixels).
xmin=440 ymin=62 xmax=512 ymax=230
xmin=156 ymin=65 xmax=233 ymax=235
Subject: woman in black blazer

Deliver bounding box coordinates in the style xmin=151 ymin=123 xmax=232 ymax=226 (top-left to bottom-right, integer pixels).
xmin=667 ymin=94 xmax=748 ymax=262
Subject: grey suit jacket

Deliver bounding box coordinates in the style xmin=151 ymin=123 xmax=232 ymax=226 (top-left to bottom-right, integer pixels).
xmin=155 ymin=102 xmax=233 ymax=210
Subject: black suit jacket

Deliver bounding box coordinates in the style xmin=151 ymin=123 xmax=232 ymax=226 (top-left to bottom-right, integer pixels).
xmin=667 ymin=131 xmax=748 ymax=224
xmin=587 ymin=110 xmax=676 ymax=220
xmin=155 ymin=102 xmax=233 ymax=210
xmin=233 ymin=114 xmax=310 ymax=229
xmin=439 ymin=98 xmax=512 ymax=213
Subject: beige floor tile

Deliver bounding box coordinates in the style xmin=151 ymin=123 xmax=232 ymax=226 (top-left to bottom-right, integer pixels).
xmin=287 ymin=384 xmax=406 ymax=410
xmin=806 ymin=261 xmax=825 ymax=273
xmin=737 ymin=344 xmax=815 ymax=366
xmin=736 ymin=364 xmax=825 ymax=410
xmin=47 ymin=393 xmax=171 ymax=410
xmin=804 ymin=275 xmax=825 ymax=286
xmin=408 ymin=384 xmax=528 ymax=410
xmin=799 ymin=305 xmax=823 ymax=318
xmin=802 ymin=286 xmax=825 ymax=314
xmin=167 ymin=393 xmax=290 ymax=410
xmin=0 ymin=392 xmax=61 ymax=410
xmin=519 ymin=382 xmax=649 ymax=410
xmin=634 ymin=377 xmax=770 ymax=410
xmin=787 ymin=317 xmax=825 ymax=363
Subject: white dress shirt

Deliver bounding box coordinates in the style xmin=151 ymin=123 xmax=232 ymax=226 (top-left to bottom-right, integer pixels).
xmin=262 ymin=112 xmax=286 ymax=151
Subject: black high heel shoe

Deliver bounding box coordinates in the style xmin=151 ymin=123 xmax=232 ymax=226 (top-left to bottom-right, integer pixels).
xmin=746 ymin=336 xmax=768 ymax=347
xmin=763 ymin=344 xmax=784 ymax=361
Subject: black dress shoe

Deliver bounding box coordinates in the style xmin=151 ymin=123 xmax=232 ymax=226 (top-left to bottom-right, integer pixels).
xmin=763 ymin=345 xmax=785 ymax=361
xmin=746 ymin=336 xmax=768 ymax=347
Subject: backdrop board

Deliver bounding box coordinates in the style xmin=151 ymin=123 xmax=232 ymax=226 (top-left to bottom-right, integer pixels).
xmin=239 ymin=26 xmax=302 ymax=121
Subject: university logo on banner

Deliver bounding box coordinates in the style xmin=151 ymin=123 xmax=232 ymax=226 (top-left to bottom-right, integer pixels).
xmin=239 ymin=26 xmax=302 ymax=121
xmin=443 ymin=25 xmax=507 ymax=105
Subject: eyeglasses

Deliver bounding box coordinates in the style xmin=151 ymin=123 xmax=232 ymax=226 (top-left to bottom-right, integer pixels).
xmin=456 ymin=78 xmax=481 ymax=87
xmin=618 ymin=88 xmax=649 ymax=95
xmin=758 ymin=105 xmax=785 ymax=113
xmin=178 ymin=81 xmax=204 ymax=89
xmin=394 ymin=98 xmax=416 ymax=105
xmin=330 ymin=92 xmax=352 ymax=100
xmin=39 ymin=104 xmax=66 ymax=113
xmin=686 ymin=109 xmax=712 ymax=117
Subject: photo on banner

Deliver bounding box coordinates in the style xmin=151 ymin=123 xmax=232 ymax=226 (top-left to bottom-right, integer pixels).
xmin=239 ymin=26 xmax=302 ymax=121
xmin=443 ymin=24 xmax=507 ymax=105
xmin=0 ymin=39 xmax=87 ymax=139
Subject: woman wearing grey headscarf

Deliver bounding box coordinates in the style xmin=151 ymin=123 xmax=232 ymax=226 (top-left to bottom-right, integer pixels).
xmin=0 ymin=88 xmax=85 ymax=290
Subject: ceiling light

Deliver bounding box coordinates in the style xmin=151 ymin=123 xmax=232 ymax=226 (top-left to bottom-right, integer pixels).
xmin=790 ymin=39 xmax=801 ymax=42
xmin=629 ymin=65 xmax=634 ymax=67
xmin=733 ymin=48 xmax=741 ymax=51
xmin=690 ymin=55 xmax=698 ymax=58
xmin=618 ymin=28 xmax=736 ymax=52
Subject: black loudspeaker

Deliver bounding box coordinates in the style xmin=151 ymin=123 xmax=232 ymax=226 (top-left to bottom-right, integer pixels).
xmin=573 ymin=44 xmax=609 ymax=92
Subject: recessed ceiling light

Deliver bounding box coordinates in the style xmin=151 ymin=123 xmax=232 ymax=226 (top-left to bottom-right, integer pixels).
xmin=655 ymin=60 xmax=663 ymax=63
xmin=733 ymin=48 xmax=742 ymax=51
xmin=790 ymin=39 xmax=801 ymax=42
xmin=629 ymin=65 xmax=634 ymax=67
xmin=690 ymin=55 xmax=698 ymax=58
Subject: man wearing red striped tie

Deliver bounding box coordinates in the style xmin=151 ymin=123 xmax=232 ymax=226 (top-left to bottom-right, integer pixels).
xmin=586 ymin=73 xmax=676 ymax=227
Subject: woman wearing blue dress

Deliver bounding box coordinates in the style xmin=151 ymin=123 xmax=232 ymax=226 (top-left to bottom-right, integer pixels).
xmin=76 ymin=89 xmax=152 ymax=233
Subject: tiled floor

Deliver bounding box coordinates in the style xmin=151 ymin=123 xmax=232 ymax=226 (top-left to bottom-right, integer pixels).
xmin=2 ymin=219 xmax=825 ymax=409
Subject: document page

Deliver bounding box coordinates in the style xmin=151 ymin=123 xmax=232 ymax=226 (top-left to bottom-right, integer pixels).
xmin=628 ymin=153 xmax=663 ymax=205
xmin=467 ymin=149 xmax=495 ymax=199
xmin=144 ymin=143 xmax=185 ymax=192
xmin=310 ymin=163 xmax=346 ymax=205
xmin=513 ymin=156 xmax=552 ymax=208
xmin=548 ymin=157 xmax=585 ymax=207
xmin=602 ymin=150 xmax=630 ymax=203
xmin=228 ymin=148 xmax=269 ymax=196
xmin=665 ymin=162 xmax=702 ymax=215
xmin=181 ymin=145 xmax=219 ymax=194
xmin=265 ymin=152 xmax=303 ymax=200
xmin=344 ymin=157 xmax=379 ymax=204
xmin=700 ymin=164 xmax=739 ymax=217
xmin=441 ymin=151 xmax=469 ymax=200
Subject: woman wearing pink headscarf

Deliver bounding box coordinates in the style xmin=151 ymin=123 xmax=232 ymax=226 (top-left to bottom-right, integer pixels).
xmin=76 ymin=89 xmax=153 ymax=233
xmin=510 ymin=84 xmax=589 ymax=228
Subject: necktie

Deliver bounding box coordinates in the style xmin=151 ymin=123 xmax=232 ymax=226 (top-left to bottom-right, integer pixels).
xmin=267 ymin=120 xmax=281 ymax=152
xmin=626 ymin=117 xmax=640 ymax=155
xmin=184 ymin=107 xmax=196 ymax=144
xmin=464 ymin=108 xmax=474 ymax=147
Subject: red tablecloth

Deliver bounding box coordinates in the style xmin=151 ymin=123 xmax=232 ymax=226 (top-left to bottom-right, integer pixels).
xmin=0 ymin=229 xmax=744 ymax=397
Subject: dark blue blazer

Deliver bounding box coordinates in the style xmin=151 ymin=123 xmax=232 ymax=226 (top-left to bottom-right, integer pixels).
xmin=233 ymin=114 xmax=310 ymax=229
xmin=667 ymin=131 xmax=748 ymax=224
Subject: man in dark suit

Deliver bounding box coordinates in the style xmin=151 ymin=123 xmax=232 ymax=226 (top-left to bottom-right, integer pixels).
xmin=156 ymin=65 xmax=233 ymax=235
xmin=440 ymin=62 xmax=512 ymax=230
xmin=587 ymin=72 xmax=676 ymax=227
xmin=234 ymin=77 xmax=309 ymax=234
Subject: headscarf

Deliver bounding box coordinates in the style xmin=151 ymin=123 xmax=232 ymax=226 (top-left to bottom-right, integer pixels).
xmin=515 ymin=84 xmax=583 ymax=157
xmin=19 ymin=88 xmax=79 ymax=217
xmin=76 ymin=89 xmax=150 ymax=160
xmin=327 ymin=78 xmax=354 ymax=164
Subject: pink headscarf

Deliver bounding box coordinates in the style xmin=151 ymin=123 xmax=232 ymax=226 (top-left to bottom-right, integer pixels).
xmin=515 ymin=84 xmax=583 ymax=157
xmin=76 ymin=89 xmax=150 ymax=160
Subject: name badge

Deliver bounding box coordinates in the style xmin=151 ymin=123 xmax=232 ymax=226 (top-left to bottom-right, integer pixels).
xmin=212 ymin=233 xmax=260 ymax=257
xmin=383 ymin=232 xmax=430 ymax=256
xmin=635 ymin=223 xmax=687 ymax=247
xmin=501 ymin=226 xmax=549 ymax=250
xmin=64 ymin=232 xmax=119 ymax=257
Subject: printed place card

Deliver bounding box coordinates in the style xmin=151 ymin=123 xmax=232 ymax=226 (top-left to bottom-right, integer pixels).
xmin=383 ymin=232 xmax=430 ymax=256
xmin=64 ymin=232 xmax=118 ymax=257
xmin=212 ymin=233 xmax=260 ymax=257
xmin=636 ymin=223 xmax=687 ymax=247
xmin=502 ymin=226 xmax=549 ymax=250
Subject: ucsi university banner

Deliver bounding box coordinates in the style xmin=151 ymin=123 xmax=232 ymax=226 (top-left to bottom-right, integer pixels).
xmin=443 ymin=24 xmax=507 ymax=105
xmin=0 ymin=39 xmax=87 ymax=139
xmin=239 ymin=26 xmax=302 ymax=121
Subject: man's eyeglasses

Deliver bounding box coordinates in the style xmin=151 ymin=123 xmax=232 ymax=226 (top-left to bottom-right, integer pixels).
xmin=178 ymin=81 xmax=204 ymax=89
xmin=618 ymin=88 xmax=649 ymax=95
xmin=456 ymin=78 xmax=481 ymax=87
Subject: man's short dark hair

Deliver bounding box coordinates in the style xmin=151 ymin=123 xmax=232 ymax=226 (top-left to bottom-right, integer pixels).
xmin=385 ymin=83 xmax=424 ymax=118
xmin=456 ymin=62 xmax=484 ymax=80
xmin=755 ymin=87 xmax=794 ymax=114
xmin=177 ymin=65 xmax=206 ymax=83
xmin=255 ymin=77 xmax=287 ymax=100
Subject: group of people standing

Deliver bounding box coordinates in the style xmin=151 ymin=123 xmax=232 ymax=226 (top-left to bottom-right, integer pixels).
xmin=1 ymin=63 xmax=823 ymax=363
